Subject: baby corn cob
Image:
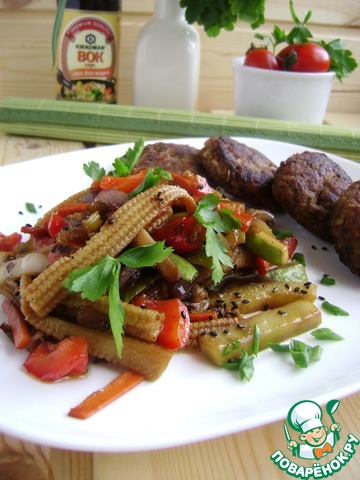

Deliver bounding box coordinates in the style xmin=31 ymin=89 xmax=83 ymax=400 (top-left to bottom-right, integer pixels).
xmin=24 ymin=185 xmax=196 ymax=317
xmin=60 ymin=294 xmax=165 ymax=343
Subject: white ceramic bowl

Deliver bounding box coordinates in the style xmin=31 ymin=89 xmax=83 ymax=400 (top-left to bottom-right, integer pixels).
xmin=232 ymin=56 xmax=336 ymax=124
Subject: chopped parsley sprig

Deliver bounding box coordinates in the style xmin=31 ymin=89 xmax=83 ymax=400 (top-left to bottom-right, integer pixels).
xmin=63 ymin=241 xmax=173 ymax=357
xmin=83 ymin=138 xmax=145 ymax=181
xmin=194 ymin=194 xmax=240 ymax=284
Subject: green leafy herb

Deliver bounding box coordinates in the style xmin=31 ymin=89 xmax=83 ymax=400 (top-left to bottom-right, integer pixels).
xmin=83 ymin=138 xmax=145 ymax=182
xmin=239 ymin=350 xmax=255 ymax=381
xmin=321 ymin=300 xmax=349 ymax=316
xmin=320 ymin=39 xmax=358 ymax=81
xmin=111 ymin=138 xmax=145 ymax=177
xmin=83 ymin=161 xmax=106 ymax=181
xmin=63 ymin=242 xmax=173 ymax=357
xmin=269 ymin=339 xmax=323 ymax=368
xmin=130 ymin=167 xmax=172 ymax=197
xmin=252 ymin=324 xmax=260 ymax=356
xmin=25 ymin=202 xmax=37 ymax=214
xmin=223 ymin=340 xmax=241 ymax=357
xmin=293 ymin=252 xmax=305 ymax=266
xmin=272 ymin=228 xmax=293 ymax=240
xmin=194 ymin=194 xmax=237 ymax=284
xmin=249 ymin=0 xmax=357 ymax=80
xmin=179 ymin=0 xmax=266 ymax=37
xmin=311 ymin=328 xmax=344 ymax=341
xmin=320 ymin=273 xmax=336 ymax=286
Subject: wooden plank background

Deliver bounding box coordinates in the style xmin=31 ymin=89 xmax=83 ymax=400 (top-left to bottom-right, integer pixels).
xmin=0 ymin=0 xmax=359 ymax=114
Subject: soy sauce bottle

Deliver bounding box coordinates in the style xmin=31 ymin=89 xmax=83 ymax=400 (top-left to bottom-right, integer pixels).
xmin=56 ymin=1 xmax=121 ymax=103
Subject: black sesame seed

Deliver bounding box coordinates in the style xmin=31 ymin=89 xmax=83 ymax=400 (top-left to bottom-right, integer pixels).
xmin=301 ymin=290 xmax=308 ymax=294
xmin=223 ymin=329 xmax=230 ymax=334
xmin=242 ymin=299 xmax=250 ymax=304
xmin=181 ymin=311 xmax=187 ymax=319
xmin=209 ymin=331 xmax=218 ymax=337
xmin=318 ymin=295 xmax=325 ymax=301
xmin=285 ymin=283 xmax=290 ymax=290
xmin=294 ymin=287 xmax=301 ymax=292
xmin=278 ymin=310 xmax=286 ymax=315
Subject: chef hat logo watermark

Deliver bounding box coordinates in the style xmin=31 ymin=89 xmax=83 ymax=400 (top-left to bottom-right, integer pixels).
xmin=270 ymin=399 xmax=359 ymax=479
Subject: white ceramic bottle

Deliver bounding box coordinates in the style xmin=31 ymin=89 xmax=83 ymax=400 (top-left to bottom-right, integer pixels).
xmin=133 ymin=0 xmax=200 ymax=110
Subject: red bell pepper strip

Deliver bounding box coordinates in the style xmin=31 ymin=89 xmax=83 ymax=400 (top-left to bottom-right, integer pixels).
xmin=1 ymin=298 xmax=32 ymax=349
xmin=57 ymin=202 xmax=89 ymax=216
xmin=189 ymin=311 xmax=218 ymax=322
xmin=152 ymin=215 xmax=206 ymax=254
xmin=133 ymin=295 xmax=190 ymax=350
xmin=99 ymin=170 xmax=147 ymax=193
xmin=0 ymin=232 xmax=22 ymax=252
xmin=47 ymin=212 xmax=66 ymax=238
xmin=170 ymin=172 xmax=213 ymax=200
xmin=23 ymin=336 xmax=88 ymax=382
xmin=255 ymin=257 xmax=271 ymax=276
xmin=68 ymin=371 xmax=144 ymax=419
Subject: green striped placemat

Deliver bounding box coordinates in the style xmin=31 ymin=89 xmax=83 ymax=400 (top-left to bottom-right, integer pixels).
xmin=0 ymin=97 xmax=359 ymax=162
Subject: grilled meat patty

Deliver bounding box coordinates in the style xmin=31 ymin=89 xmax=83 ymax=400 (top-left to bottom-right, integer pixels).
xmin=199 ymin=136 xmax=279 ymax=210
xmin=272 ymin=151 xmax=352 ymax=240
xmin=331 ymin=181 xmax=360 ymax=276
xmin=133 ymin=142 xmax=204 ymax=175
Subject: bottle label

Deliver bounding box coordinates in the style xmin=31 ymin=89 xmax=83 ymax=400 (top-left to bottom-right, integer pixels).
xmin=56 ymin=10 xmax=119 ymax=103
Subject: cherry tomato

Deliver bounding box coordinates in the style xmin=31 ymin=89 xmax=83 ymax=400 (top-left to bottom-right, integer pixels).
xmin=152 ymin=215 xmax=206 ymax=254
xmin=244 ymin=48 xmax=280 ymax=70
xmin=277 ymin=43 xmax=330 ymax=73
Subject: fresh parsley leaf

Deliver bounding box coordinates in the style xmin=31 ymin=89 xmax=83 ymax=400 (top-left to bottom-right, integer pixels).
xmin=311 ymin=328 xmax=344 ymax=341
xmin=111 ymin=138 xmax=145 ymax=177
xmin=286 ymin=0 xmax=312 ymax=45
xmin=129 ymin=167 xmax=172 ymax=197
xmin=321 ymin=300 xmax=349 ymax=316
xmin=118 ymin=241 xmax=173 ymax=268
xmin=63 ymin=256 xmax=118 ymax=301
xmin=62 ymin=242 xmax=172 ymax=357
xmin=320 ymin=39 xmax=358 ymax=81
xmin=83 ymin=161 xmax=106 ymax=181
xmin=180 ymin=0 xmax=266 ymax=37
xmin=204 ymin=228 xmax=233 ymax=284
xmin=194 ymin=194 xmax=237 ymax=284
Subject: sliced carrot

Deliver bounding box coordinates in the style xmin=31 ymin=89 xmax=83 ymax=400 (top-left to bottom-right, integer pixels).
xmin=99 ymin=170 xmax=147 ymax=193
xmin=189 ymin=311 xmax=218 ymax=322
xmin=68 ymin=371 xmax=144 ymax=419
xmin=1 ymin=298 xmax=32 ymax=349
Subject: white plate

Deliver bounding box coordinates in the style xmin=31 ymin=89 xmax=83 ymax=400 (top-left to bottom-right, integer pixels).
xmin=0 ymin=137 xmax=359 ymax=453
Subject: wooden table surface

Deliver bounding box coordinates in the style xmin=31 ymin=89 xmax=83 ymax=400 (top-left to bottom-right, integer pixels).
xmin=1 ymin=118 xmax=360 ymax=479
